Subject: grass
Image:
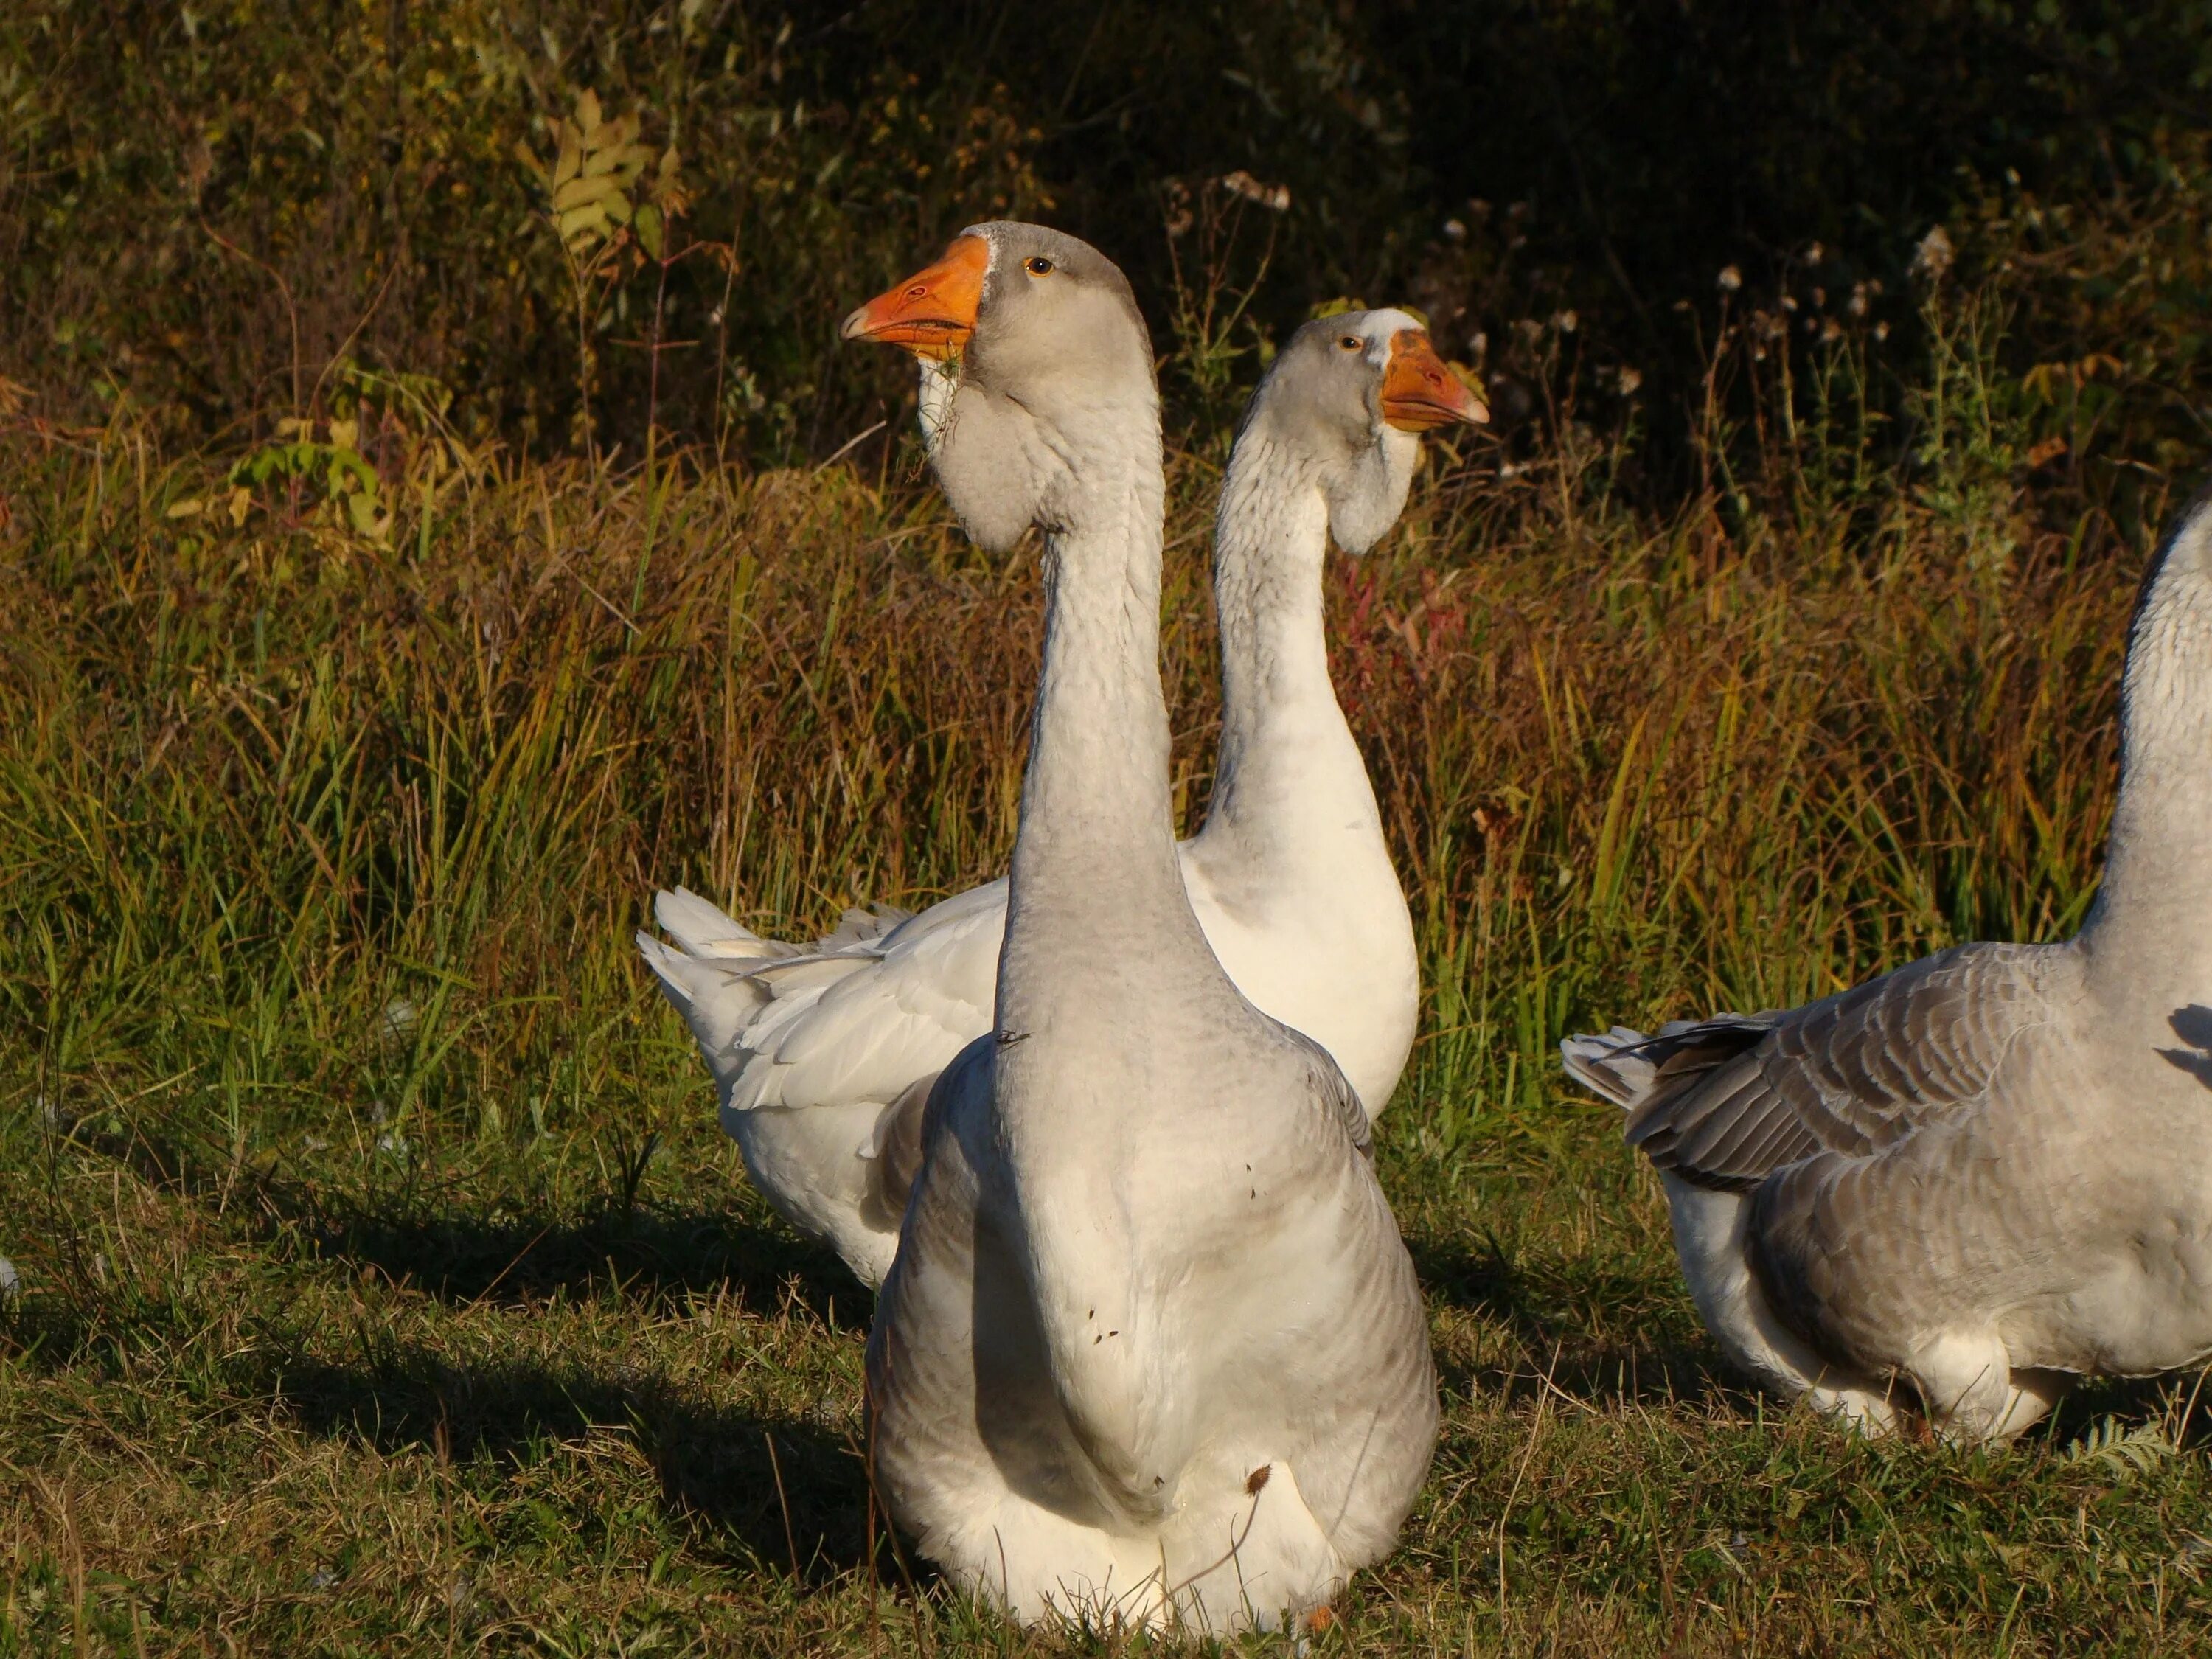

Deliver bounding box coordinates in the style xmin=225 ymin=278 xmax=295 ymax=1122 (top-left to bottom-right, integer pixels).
xmin=4 ymin=338 xmax=2211 ymax=1655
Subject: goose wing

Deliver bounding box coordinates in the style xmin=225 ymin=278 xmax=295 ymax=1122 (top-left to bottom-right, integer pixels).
xmin=641 ymin=881 xmax=1005 ymax=1122
xmin=1281 ymin=1024 xmax=1373 ymax=1158
xmin=1610 ymin=942 xmax=2053 ymax=1191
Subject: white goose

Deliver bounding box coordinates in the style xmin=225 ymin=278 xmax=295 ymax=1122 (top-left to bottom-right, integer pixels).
xmin=847 ymin=223 xmax=1436 ymax=1631
xmin=639 ymin=298 xmax=1481 ymax=1287
xmin=1563 ymin=489 xmax=2212 ymax=1442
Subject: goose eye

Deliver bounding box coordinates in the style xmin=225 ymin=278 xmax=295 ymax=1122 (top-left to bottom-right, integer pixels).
xmin=1024 ymin=256 xmax=1055 ymax=276
xmin=1339 ymin=335 xmax=1363 ymax=352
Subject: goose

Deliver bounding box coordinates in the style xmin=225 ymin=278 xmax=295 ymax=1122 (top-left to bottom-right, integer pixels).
xmin=639 ymin=302 xmax=1482 ymax=1287
xmin=846 ymin=223 xmax=1437 ymax=1631
xmin=1562 ymin=489 xmax=2212 ymax=1443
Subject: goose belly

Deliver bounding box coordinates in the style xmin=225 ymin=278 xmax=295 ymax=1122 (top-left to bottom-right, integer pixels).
xmin=1010 ymin=1070 xmax=1434 ymax=1570
xmin=1756 ymin=1099 xmax=2212 ymax=1385
xmin=2003 ymin=1207 xmax=2212 ymax=1377
xmin=723 ymin=1097 xmax=894 ymax=1284
xmin=872 ymin=1035 xmax=1434 ymax=1630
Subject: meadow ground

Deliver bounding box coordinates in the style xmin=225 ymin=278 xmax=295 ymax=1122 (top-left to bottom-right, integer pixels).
xmin=4 ymin=354 xmax=2211 ymax=1657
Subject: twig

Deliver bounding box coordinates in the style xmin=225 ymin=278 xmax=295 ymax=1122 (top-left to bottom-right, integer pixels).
xmin=816 ymin=420 xmax=888 ymax=473
xmin=764 ymin=1430 xmax=802 ymax=1581
xmin=199 ymin=218 xmax=305 ymax=417
xmin=1493 ymin=1342 xmax=1561 ymax=1612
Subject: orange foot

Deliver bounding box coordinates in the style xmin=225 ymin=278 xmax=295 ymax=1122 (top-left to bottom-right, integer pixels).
xmin=1301 ymin=1604 xmax=1338 ymax=1635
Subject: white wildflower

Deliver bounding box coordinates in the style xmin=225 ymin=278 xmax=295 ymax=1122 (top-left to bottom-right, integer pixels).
xmin=1219 ymin=170 xmax=1290 ymax=212
xmin=1910 ymin=225 xmax=1955 ymax=284
xmin=1717 ymin=265 xmax=1742 ymax=292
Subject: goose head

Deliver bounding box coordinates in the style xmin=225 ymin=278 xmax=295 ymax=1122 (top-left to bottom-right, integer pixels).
xmin=1241 ymin=309 xmax=1486 ymax=554
xmin=843 ymin=223 xmax=1156 ymax=554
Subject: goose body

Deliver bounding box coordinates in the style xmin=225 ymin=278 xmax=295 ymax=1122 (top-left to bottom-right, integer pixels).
xmin=850 ymin=223 xmax=1436 ymax=1630
xmin=640 ymin=310 xmax=1479 ymax=1287
xmin=1563 ymin=492 xmax=2212 ymax=1441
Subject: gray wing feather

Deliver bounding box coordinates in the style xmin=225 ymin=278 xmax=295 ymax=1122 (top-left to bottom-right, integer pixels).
xmin=1279 ymin=1024 xmax=1373 ymax=1157
xmin=1610 ymin=942 xmax=2046 ymax=1191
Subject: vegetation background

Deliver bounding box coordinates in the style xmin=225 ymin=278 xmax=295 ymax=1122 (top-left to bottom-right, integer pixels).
xmin=5 ymin=1 xmax=2212 ymax=1651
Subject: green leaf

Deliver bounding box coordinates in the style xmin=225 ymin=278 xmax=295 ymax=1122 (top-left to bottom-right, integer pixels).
xmin=575 ymin=90 xmax=602 ymax=136
xmin=558 ymin=202 xmax=609 ymax=244
xmin=553 ymin=174 xmax=622 ymax=213
xmin=635 ymin=203 xmax=664 ymax=260
xmin=2065 ymin=1416 xmax=2178 ymax=1477
xmin=553 ymin=125 xmax=582 ymax=189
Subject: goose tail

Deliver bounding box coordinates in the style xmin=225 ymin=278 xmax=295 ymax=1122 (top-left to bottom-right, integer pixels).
xmin=636 ymin=917 xmax=777 ymax=1096
xmin=653 ymin=886 xmax=804 ymax=962
xmin=1559 ymin=1026 xmax=1663 ymax=1110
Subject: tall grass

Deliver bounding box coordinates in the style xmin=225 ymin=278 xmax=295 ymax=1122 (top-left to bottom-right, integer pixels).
xmin=1 ymin=297 xmax=2200 ymax=1653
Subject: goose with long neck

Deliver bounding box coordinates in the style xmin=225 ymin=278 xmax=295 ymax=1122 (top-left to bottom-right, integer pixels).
xmin=636 ymin=303 xmax=1479 ymax=1287
xmin=849 ymin=223 xmax=1436 ymax=1631
xmin=1563 ymin=489 xmax=2212 ymax=1442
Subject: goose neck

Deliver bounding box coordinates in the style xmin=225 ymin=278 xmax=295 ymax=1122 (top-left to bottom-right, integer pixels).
xmin=1003 ymin=411 xmax=1183 ymax=933
xmin=1199 ymin=433 xmax=1370 ymax=851
xmin=2080 ymin=552 xmax=2212 ymax=981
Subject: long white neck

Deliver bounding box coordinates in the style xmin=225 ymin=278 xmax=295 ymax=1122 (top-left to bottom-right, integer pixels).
xmin=998 ymin=395 xmax=1205 ymax=1006
xmin=1196 ymin=430 xmax=1385 ymax=874
xmin=2079 ymin=518 xmax=2212 ymax=995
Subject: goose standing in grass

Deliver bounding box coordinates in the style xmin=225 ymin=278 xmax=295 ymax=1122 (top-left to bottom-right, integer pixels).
xmin=639 ymin=302 xmax=1481 ymax=1287
xmin=1562 ymin=489 xmax=2212 ymax=1443
xmin=842 ymin=223 xmax=1436 ymax=1630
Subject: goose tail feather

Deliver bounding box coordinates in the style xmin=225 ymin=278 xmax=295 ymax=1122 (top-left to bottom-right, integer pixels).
xmin=1559 ymin=1026 xmax=1663 ymax=1110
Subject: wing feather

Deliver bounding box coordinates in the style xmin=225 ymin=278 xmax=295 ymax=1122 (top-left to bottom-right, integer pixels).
xmin=1580 ymin=942 xmax=2052 ymax=1192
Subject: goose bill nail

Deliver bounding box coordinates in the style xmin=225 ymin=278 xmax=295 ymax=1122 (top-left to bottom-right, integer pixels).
xmin=841 ymin=235 xmax=990 ymax=358
xmin=1380 ymin=332 xmax=1488 ymax=430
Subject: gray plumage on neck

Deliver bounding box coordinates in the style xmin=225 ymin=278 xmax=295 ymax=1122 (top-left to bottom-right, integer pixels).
xmin=1203 ymin=311 xmax=1423 ymax=849
xmin=921 ymin=223 xmax=1158 ymax=557
xmin=1230 ymin=311 xmax=1425 ymax=557
xmin=2083 ymin=485 xmax=2212 ymax=968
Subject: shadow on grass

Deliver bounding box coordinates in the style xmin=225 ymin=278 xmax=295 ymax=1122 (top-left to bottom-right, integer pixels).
xmin=1410 ymin=1228 xmax=1721 ymax=1412
xmin=282 ymin=1197 xmax=868 ymax=1335
xmin=248 ymin=1337 xmax=882 ymax=1581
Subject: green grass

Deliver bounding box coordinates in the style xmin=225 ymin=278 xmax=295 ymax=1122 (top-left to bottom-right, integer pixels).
xmin=4 ymin=374 xmax=2210 ymax=1655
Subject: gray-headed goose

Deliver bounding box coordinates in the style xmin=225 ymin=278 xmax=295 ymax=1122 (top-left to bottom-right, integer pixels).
xmin=1565 ymin=490 xmax=2212 ymax=1442
xmin=639 ymin=307 xmax=1481 ymax=1287
xmin=844 ymin=223 xmax=1436 ymax=1631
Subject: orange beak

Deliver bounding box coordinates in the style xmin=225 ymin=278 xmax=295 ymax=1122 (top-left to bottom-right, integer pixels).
xmin=1381 ymin=330 xmax=1488 ymax=431
xmin=840 ymin=236 xmax=990 ymax=360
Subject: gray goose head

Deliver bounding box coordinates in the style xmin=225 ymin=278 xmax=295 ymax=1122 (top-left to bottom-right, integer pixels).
xmin=842 ymin=222 xmax=1155 ymax=554
xmin=1239 ymin=307 xmax=1486 ymax=554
